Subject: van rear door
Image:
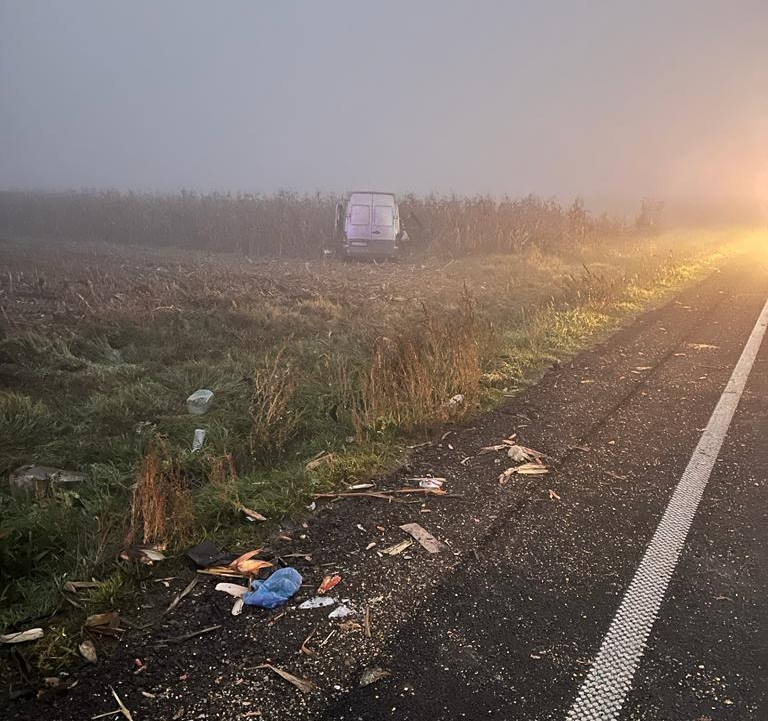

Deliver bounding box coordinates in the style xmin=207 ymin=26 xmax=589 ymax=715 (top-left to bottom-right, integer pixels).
xmin=347 ymin=194 xmax=373 ymax=246
xmin=371 ymin=195 xmax=396 ymax=243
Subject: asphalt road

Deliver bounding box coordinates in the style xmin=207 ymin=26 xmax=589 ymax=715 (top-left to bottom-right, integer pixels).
xmin=8 ymin=250 xmax=767 ymax=721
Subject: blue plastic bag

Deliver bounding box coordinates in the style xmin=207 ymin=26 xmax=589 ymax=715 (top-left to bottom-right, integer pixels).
xmin=242 ymin=567 xmax=302 ymax=609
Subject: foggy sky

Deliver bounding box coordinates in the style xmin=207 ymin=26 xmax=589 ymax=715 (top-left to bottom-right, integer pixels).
xmin=1 ymin=0 xmax=767 ymax=211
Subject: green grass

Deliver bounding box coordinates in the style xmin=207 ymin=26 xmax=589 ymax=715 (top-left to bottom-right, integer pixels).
xmin=0 ymin=227 xmax=759 ymax=677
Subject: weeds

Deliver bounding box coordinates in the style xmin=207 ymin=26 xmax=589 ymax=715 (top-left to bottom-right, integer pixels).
xmin=0 ymin=393 xmax=58 ymax=475
xmin=249 ymin=350 xmax=303 ymax=462
xmin=127 ymin=436 xmax=194 ymax=547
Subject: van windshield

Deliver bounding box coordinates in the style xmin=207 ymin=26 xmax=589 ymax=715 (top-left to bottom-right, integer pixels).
xmin=350 ymin=205 xmax=370 ymax=225
xmin=373 ymin=205 xmax=393 ymax=226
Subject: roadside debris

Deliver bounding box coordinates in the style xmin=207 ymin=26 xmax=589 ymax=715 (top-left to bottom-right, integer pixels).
xmin=85 ymin=612 xmax=123 ymax=637
xmin=63 ymin=580 xmax=99 ymax=593
xmin=329 ymin=604 xmax=356 ymax=619
xmin=479 ymin=435 xmax=547 ymax=462
xmin=348 ymin=482 xmax=375 ymax=490
xmin=78 ymin=639 xmax=97 ymax=663
xmin=548 ymin=488 xmax=561 ymax=500
xmin=406 ymin=441 xmax=432 ymax=450
xmin=498 ymin=462 xmax=548 ymax=484
xmin=243 ymin=567 xmax=302 ymax=609
xmin=305 ymin=451 xmax=336 ymax=472
xmin=186 ymin=389 xmax=213 ymax=415
xmin=215 ymin=582 xmax=249 ymax=597
xmin=298 ymin=596 xmax=337 ymax=609
xmin=239 ymin=504 xmax=267 ymax=522
xmin=360 ymin=667 xmax=391 ymax=687
xmin=8 ymin=464 xmax=86 ymax=499
xmin=317 ymin=574 xmax=341 ymax=594
xmin=191 ymin=428 xmax=206 ymax=452
xmin=364 ymin=606 xmax=372 ymax=637
xmin=154 ymin=625 xmax=221 ymax=647
xmin=216 ymin=586 xmax=246 ymax=616
xmin=411 ymin=477 xmax=445 ymax=489
xmin=513 ymin=462 xmax=549 ymax=475
xmin=498 ymin=467 xmax=516 ymax=484
xmin=478 ymin=434 xmax=518 ymax=454
xmin=688 ymin=342 xmax=719 ymax=350
xmin=394 ymin=487 xmax=447 ymax=496
xmin=314 ymin=490 xmax=401 ymax=503
xmin=0 ymin=628 xmax=44 ymax=644
xmin=118 ymin=544 xmax=166 ymax=564
xmin=185 ymin=540 xmax=230 ymax=567
xmin=507 ymin=444 xmax=546 ymax=462
xmin=256 ymin=663 xmax=316 ymax=694
xmin=261 ymin=612 xmax=285 ymax=630
xmin=339 ymin=620 xmax=362 ymax=632
xmin=315 ymin=485 xmax=450 ymax=503
xmin=444 ymin=393 xmax=465 ymax=414
xmin=99 ymin=685 xmax=134 ymax=721
xmin=399 ymin=523 xmax=447 ymax=553
xmin=380 ymin=539 xmax=413 ymax=556
xmin=200 ymin=548 xmax=273 ymax=579
xmin=165 ymin=576 xmax=199 ymax=614
xmin=478 ymin=443 xmax=509 ymax=454
xmin=300 ymin=627 xmax=319 ymax=655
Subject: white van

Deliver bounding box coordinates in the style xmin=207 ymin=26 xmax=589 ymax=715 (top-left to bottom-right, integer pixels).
xmin=334 ymin=191 xmax=402 ymax=258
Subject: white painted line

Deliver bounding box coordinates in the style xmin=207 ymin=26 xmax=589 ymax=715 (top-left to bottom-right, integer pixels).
xmin=566 ymin=297 xmax=768 ymax=721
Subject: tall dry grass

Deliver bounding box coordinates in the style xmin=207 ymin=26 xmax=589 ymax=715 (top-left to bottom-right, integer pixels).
xmin=355 ymin=288 xmax=492 ymax=433
xmin=127 ymin=436 xmax=194 ymax=546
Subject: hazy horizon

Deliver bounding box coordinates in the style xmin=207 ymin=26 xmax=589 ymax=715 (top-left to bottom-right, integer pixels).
xmin=2 ymin=1 xmax=767 ymax=217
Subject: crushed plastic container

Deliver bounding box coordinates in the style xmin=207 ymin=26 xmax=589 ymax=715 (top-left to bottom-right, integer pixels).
xmin=191 ymin=429 xmax=206 ymax=452
xmin=186 ymin=389 xmax=213 ymax=415
xmin=242 ymin=567 xmax=302 ymax=609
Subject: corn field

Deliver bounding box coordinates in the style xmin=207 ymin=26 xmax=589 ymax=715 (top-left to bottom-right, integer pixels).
xmin=0 ymin=190 xmax=628 ymax=258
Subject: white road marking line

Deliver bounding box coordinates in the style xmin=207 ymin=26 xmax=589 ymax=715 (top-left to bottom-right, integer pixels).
xmin=567 ymin=297 xmax=768 ymax=721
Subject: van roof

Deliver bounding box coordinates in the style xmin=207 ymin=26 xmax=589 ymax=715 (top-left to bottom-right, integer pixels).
xmin=347 ymin=191 xmax=396 ymax=198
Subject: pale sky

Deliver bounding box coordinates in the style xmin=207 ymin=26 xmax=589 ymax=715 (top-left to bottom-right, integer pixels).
xmin=1 ymin=0 xmax=767 ymax=211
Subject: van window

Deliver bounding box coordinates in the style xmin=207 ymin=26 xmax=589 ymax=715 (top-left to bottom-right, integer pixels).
xmin=373 ymin=205 xmax=394 ymax=226
xmin=350 ymin=205 xmax=370 ymax=225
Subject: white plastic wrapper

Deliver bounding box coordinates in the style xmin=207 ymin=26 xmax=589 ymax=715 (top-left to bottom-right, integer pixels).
xmin=186 ymin=389 xmax=213 ymax=415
